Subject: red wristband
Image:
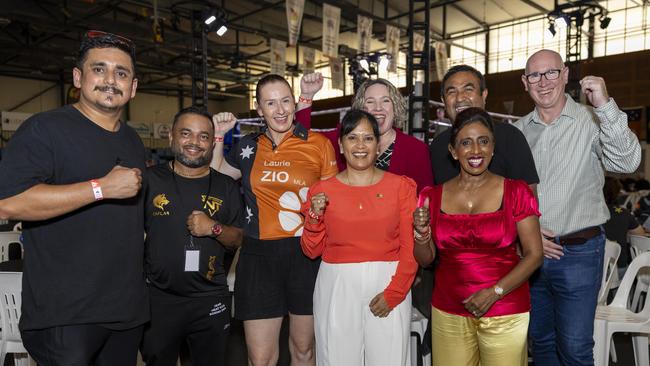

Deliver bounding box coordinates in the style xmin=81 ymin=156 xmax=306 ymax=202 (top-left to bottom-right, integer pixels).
xmin=298 ymin=95 xmax=313 ymax=104
xmin=307 ymin=209 xmax=321 ymax=221
xmin=90 ymin=179 xmax=103 ymax=201
xmin=214 ymin=135 xmax=225 ymax=143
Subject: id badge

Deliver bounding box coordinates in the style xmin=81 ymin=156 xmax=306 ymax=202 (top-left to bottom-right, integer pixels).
xmin=185 ymin=250 xmax=200 ymax=272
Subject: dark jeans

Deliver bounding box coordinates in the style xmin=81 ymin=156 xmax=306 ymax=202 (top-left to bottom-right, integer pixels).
xmin=22 ymin=323 xmax=143 ymax=366
xmin=529 ymin=232 xmax=605 ymax=366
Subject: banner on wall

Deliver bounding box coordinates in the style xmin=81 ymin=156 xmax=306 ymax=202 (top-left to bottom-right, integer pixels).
xmin=286 ymin=0 xmax=305 ymax=46
xmin=330 ymin=57 xmax=345 ymax=91
xmin=302 ymin=47 xmax=316 ymax=74
xmin=414 ymin=32 xmax=425 ymax=52
xmin=153 ymin=122 xmax=172 ymax=139
xmin=357 ymin=15 xmax=373 ymax=54
xmin=385 ymin=24 xmax=400 ymax=73
xmin=1 ymin=111 xmax=32 ymax=132
xmin=434 ymin=41 xmax=448 ymax=82
xmin=322 ymin=4 xmax=341 ymax=58
xmin=126 ymin=121 xmax=153 ymax=139
xmin=270 ymin=38 xmax=287 ymax=76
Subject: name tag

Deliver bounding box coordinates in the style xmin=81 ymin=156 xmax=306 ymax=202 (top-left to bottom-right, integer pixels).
xmin=185 ymin=250 xmax=200 ymax=272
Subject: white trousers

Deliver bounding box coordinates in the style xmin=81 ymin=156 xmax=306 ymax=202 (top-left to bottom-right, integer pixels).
xmin=313 ymin=261 xmax=412 ymax=366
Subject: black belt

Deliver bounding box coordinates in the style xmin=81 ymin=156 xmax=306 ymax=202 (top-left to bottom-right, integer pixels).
xmin=552 ymin=226 xmax=601 ymax=246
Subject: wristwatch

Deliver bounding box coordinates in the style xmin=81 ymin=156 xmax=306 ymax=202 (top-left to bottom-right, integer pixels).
xmin=493 ymin=285 xmax=504 ymax=298
xmin=211 ymin=223 xmax=223 ymax=237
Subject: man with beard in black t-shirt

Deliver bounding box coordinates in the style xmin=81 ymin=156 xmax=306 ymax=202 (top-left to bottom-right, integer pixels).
xmin=0 ymin=31 xmax=148 ymax=365
xmin=141 ymin=106 xmax=243 ymax=366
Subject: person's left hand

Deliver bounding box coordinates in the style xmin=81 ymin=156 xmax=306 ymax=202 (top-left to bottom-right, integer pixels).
xmin=369 ymin=292 xmax=392 ymax=318
xmin=300 ymin=72 xmax=324 ymax=99
xmin=580 ymin=76 xmax=610 ymax=108
xmin=186 ymin=210 xmax=216 ymax=237
xmin=462 ymin=287 xmax=499 ymax=318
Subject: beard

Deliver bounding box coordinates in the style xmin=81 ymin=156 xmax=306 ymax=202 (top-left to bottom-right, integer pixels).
xmin=172 ymin=143 xmax=213 ymax=169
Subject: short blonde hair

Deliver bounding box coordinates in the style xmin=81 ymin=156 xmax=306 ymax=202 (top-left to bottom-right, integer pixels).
xmin=351 ymin=78 xmax=407 ymax=130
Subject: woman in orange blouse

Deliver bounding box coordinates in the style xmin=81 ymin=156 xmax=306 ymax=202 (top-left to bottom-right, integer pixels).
xmin=301 ymin=109 xmax=418 ymax=366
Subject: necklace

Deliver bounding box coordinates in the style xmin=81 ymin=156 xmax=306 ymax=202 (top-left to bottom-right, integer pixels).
xmin=343 ymin=169 xmax=376 ymax=210
xmin=169 ymin=161 xmax=210 ymax=178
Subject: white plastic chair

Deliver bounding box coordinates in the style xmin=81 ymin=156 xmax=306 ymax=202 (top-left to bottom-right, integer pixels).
xmin=598 ymin=240 xmax=621 ymax=362
xmin=0 ymin=272 xmax=30 ymax=366
xmin=227 ymin=248 xmax=240 ymax=317
xmin=0 ymin=232 xmax=22 ymax=262
xmin=410 ymin=307 xmax=430 ymax=366
xmin=599 ymin=240 xmax=621 ymax=305
xmin=629 ymin=235 xmax=650 ymax=311
xmin=594 ymin=252 xmax=650 ymax=366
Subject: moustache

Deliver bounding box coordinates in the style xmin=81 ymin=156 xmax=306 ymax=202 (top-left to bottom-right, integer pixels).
xmin=94 ymin=86 xmax=123 ymax=95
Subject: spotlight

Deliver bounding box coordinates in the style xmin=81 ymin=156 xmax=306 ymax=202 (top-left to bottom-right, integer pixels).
xmin=202 ymin=8 xmax=228 ymax=36
xmin=359 ymin=59 xmax=370 ymax=72
xmin=600 ymin=16 xmax=611 ymax=29
xmin=555 ymin=16 xmax=567 ymax=28
xmin=378 ymin=56 xmax=390 ymax=72
xmin=546 ymin=23 xmax=556 ymax=38
xmin=216 ymin=25 xmax=227 ymax=36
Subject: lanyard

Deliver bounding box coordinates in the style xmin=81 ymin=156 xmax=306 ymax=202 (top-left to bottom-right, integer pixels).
xmin=170 ymin=161 xmax=212 ymax=248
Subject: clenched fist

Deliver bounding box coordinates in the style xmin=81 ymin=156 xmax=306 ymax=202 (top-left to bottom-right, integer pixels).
xmin=300 ymin=72 xmax=324 ymax=100
xmin=99 ymin=165 xmax=142 ymax=199
xmin=212 ymin=112 xmax=237 ymax=138
xmin=310 ymin=192 xmax=328 ymax=216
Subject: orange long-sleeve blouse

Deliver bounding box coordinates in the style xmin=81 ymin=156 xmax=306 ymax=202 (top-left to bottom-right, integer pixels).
xmin=300 ymin=172 xmax=418 ymax=308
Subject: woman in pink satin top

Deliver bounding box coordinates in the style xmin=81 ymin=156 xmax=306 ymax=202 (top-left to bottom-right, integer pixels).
xmin=413 ymin=108 xmax=543 ymax=366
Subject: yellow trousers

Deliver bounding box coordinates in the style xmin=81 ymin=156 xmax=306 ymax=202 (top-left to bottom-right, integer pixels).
xmin=431 ymin=307 xmax=529 ymax=366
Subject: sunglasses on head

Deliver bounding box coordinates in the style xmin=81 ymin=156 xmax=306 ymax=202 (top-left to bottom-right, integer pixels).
xmin=85 ymin=30 xmax=134 ymax=50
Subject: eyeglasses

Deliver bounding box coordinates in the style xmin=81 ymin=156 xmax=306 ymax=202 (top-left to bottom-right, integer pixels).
xmin=85 ymin=30 xmax=134 ymax=51
xmin=525 ymin=68 xmax=563 ymax=84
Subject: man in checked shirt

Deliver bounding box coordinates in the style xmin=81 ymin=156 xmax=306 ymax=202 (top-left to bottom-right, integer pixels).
xmin=515 ymin=49 xmax=641 ymax=366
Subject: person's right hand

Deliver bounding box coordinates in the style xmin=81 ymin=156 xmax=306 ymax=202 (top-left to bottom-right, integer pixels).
xmin=212 ymin=112 xmax=237 ymax=137
xmin=310 ymin=192 xmax=328 ymax=216
xmin=413 ymin=198 xmax=431 ymax=237
xmin=99 ymin=165 xmax=142 ymax=199
xmin=541 ymin=227 xmax=563 ymax=259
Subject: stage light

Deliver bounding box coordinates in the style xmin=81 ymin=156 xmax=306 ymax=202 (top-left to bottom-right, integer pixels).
xmin=378 ymin=56 xmax=390 ymax=72
xmin=600 ymin=16 xmax=611 ymax=29
xmin=555 ymin=16 xmax=567 ymax=28
xmin=546 ymin=23 xmax=556 ymax=38
xmin=359 ymin=59 xmax=370 ymax=72
xmin=216 ymin=25 xmax=227 ymax=36
xmin=202 ymin=8 xmax=228 ymax=36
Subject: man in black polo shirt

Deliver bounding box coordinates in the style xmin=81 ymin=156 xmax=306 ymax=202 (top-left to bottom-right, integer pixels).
xmin=429 ymin=65 xmax=539 ymax=187
xmin=141 ymin=107 xmax=243 ymax=366
xmin=0 ymin=31 xmax=148 ymax=365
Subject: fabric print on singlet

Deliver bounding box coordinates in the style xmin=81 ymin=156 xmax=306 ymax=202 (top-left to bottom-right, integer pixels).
xmin=278 ymin=187 xmax=309 ymax=236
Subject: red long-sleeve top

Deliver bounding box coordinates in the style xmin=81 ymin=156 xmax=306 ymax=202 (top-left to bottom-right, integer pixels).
xmin=300 ymin=173 xmax=418 ymax=308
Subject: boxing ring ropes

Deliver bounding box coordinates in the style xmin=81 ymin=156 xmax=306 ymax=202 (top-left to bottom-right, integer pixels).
xmin=229 ymin=100 xmax=521 ymax=138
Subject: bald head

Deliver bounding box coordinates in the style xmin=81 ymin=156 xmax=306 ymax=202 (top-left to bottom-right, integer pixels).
xmin=525 ymin=49 xmax=564 ymax=74
xmin=522 ymin=49 xmax=569 ymax=118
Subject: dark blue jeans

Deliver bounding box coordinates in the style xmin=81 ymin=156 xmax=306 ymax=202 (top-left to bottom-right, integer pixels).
xmin=529 ymin=231 xmax=605 ymax=366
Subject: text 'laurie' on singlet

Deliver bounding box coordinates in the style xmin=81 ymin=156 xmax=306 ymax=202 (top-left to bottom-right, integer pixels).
xmin=226 ymin=123 xmax=338 ymax=240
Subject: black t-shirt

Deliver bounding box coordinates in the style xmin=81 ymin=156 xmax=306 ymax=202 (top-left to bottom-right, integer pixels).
xmin=144 ymin=163 xmax=243 ymax=297
xmin=429 ymin=122 xmax=540 ymax=185
xmin=0 ymin=105 xmax=149 ymax=331
xmin=604 ymin=205 xmax=640 ymax=268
